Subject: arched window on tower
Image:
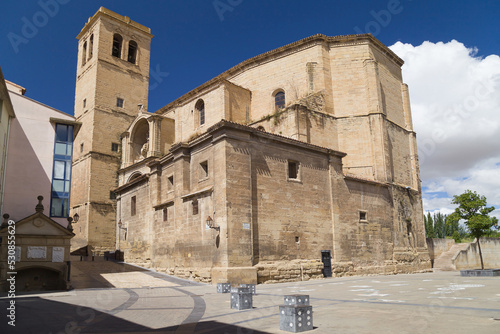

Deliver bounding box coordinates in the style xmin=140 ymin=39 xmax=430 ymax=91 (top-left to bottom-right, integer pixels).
xmin=274 ymin=90 xmax=285 ymax=110
xmin=112 ymin=34 xmax=123 ymax=58
xmin=196 ymin=99 xmax=205 ymax=126
xmin=128 ymin=40 xmax=138 ymax=64
xmin=89 ymin=34 xmax=94 ymax=59
xmin=82 ymin=41 xmax=87 ymax=66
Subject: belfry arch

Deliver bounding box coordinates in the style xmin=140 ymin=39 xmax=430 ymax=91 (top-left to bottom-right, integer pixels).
xmin=130 ymin=118 xmax=149 ymax=162
xmin=121 ymin=114 xmax=175 ymax=168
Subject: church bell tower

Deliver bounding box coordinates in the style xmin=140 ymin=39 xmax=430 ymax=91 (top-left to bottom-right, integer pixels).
xmin=70 ymin=7 xmax=152 ymax=253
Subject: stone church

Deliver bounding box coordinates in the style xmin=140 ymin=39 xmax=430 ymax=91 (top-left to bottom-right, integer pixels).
xmin=70 ymin=7 xmax=430 ymax=284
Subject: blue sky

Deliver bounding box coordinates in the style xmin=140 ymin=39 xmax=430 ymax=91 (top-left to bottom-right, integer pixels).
xmin=2 ymin=0 xmax=500 ymax=216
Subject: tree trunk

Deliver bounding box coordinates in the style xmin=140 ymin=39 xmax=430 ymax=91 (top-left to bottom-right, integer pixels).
xmin=477 ymin=238 xmax=484 ymax=270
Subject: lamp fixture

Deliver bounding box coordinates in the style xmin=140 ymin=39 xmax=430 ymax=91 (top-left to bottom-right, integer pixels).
xmin=117 ymin=220 xmax=127 ymax=232
xmin=66 ymin=213 xmax=80 ymax=232
xmin=206 ymin=216 xmax=220 ymax=232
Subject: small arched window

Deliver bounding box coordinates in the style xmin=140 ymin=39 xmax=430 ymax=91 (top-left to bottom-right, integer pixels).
xmin=196 ymin=99 xmax=205 ymax=126
xmin=89 ymin=34 xmax=94 ymax=59
xmin=128 ymin=40 xmax=137 ymax=64
xmin=112 ymin=34 xmax=123 ymax=58
xmin=128 ymin=172 xmax=142 ymax=183
xmin=82 ymin=41 xmax=87 ymax=66
xmin=274 ymin=91 xmax=285 ymax=110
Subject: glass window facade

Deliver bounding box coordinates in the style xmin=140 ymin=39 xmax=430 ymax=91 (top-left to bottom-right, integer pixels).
xmin=50 ymin=124 xmax=73 ymax=217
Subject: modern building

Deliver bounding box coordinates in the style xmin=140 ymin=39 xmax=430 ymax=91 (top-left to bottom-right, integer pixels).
xmin=0 ymin=67 xmax=78 ymax=227
xmin=0 ymin=67 xmax=16 ymax=215
xmin=71 ymin=7 xmax=431 ymax=284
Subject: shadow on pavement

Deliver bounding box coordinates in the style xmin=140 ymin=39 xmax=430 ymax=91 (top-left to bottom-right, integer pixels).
xmin=0 ymin=297 xmax=271 ymax=334
xmin=70 ymin=256 xmax=149 ymax=289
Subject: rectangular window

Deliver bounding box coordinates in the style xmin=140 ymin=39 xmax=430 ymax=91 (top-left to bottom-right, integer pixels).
xmin=82 ymin=41 xmax=87 ymax=66
xmin=168 ymin=175 xmax=174 ymax=192
xmin=200 ymin=161 xmax=208 ymax=179
xmin=359 ymin=211 xmax=367 ymax=222
xmin=80 ymin=143 xmax=84 ymax=153
xmin=131 ymin=196 xmax=136 ymax=216
xmin=192 ymin=199 xmax=198 ymax=215
xmin=163 ymin=208 xmax=168 ymax=221
xmin=111 ymin=143 xmax=119 ymax=152
xmin=89 ymin=34 xmax=93 ymax=59
xmin=288 ymin=161 xmax=299 ymax=180
xmin=116 ymin=98 xmax=124 ymax=108
xmin=83 ymin=99 xmax=86 ymax=108
xmin=50 ymin=124 xmax=73 ymax=218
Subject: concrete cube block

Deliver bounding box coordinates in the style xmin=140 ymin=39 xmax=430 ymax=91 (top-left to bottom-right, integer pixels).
xmin=217 ymin=283 xmax=231 ymax=293
xmin=284 ymin=294 xmax=310 ymax=306
xmin=279 ymin=304 xmax=313 ymax=332
xmin=230 ymin=288 xmax=253 ymax=310
xmin=240 ymin=283 xmax=256 ymax=295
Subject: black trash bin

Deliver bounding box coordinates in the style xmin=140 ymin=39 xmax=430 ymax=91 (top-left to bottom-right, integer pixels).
xmin=321 ymin=250 xmax=332 ymax=277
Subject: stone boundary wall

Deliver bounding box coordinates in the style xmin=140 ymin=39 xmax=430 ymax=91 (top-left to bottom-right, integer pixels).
xmin=330 ymin=260 xmax=432 ymax=277
xmin=256 ymin=260 xmax=325 ymax=284
xmin=426 ymin=238 xmax=455 ymax=260
xmin=256 ymin=254 xmax=430 ymax=284
xmin=455 ymin=238 xmax=500 ymax=270
xmin=149 ymin=267 xmax=213 ymax=283
xmin=139 ymin=253 xmax=432 ymax=285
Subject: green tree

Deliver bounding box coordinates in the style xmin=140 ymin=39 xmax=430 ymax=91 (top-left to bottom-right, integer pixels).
xmin=434 ymin=212 xmax=446 ymax=238
xmin=425 ymin=212 xmax=435 ymax=238
xmin=448 ymin=190 xmax=499 ymax=269
xmin=451 ymin=230 xmax=461 ymax=243
xmin=445 ymin=215 xmax=460 ymax=239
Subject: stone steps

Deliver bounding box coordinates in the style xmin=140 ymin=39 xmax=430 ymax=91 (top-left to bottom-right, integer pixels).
xmin=433 ymin=243 xmax=471 ymax=271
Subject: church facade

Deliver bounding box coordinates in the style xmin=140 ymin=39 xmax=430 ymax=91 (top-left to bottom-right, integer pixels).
xmin=70 ymin=7 xmax=430 ymax=284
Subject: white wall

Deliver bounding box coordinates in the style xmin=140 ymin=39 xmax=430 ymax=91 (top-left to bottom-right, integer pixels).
xmin=3 ymin=90 xmax=74 ymax=226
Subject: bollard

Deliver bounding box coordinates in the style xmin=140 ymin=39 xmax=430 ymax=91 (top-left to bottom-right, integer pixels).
xmin=217 ymin=282 xmax=231 ymax=293
xmin=240 ymin=283 xmax=256 ymax=295
xmin=279 ymin=294 xmax=313 ymax=332
xmin=279 ymin=304 xmax=313 ymax=333
xmin=284 ymin=294 xmax=309 ymax=306
xmin=230 ymin=287 xmax=252 ymax=310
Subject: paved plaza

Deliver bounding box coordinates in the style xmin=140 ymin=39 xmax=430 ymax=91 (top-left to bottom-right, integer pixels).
xmin=1 ymin=259 xmax=499 ymax=333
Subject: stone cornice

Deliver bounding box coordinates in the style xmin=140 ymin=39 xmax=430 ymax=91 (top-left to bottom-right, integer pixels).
xmin=207 ymin=120 xmax=347 ymax=158
xmin=344 ymin=174 xmax=389 ymax=187
xmin=118 ymin=156 xmax=157 ymax=173
xmin=114 ymin=174 xmax=149 ymax=193
xmin=153 ymin=200 xmax=174 ymax=210
xmin=77 ymin=7 xmax=153 ymax=40
xmin=181 ymin=186 xmax=214 ymax=200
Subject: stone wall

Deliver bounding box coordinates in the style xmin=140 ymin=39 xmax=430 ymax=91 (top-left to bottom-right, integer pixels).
xmin=426 ymin=238 xmax=455 ymax=260
xmin=71 ymin=9 xmax=152 ymax=254
xmin=115 ymin=122 xmax=430 ymax=284
xmin=256 ymin=260 xmax=324 ymax=284
xmin=98 ymin=25 xmax=430 ymax=284
xmin=455 ymin=238 xmax=500 ymax=270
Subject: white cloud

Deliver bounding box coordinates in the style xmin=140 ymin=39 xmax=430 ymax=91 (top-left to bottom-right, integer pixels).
xmin=390 ymin=40 xmax=500 ymax=219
